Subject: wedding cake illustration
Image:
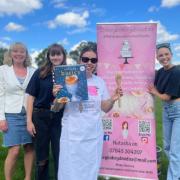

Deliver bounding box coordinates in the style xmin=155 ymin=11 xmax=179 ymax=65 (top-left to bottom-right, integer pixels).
xmin=120 ymin=40 xmax=133 ymax=64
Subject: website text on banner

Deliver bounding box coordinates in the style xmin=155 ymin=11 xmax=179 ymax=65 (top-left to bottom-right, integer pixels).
xmin=97 ymin=23 xmax=158 ymax=180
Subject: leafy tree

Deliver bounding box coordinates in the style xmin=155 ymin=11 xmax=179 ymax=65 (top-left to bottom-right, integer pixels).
xmin=0 ymin=48 xmax=8 ymax=65
xmin=35 ymin=48 xmax=48 ymax=67
xmin=69 ymin=41 xmax=97 ymax=63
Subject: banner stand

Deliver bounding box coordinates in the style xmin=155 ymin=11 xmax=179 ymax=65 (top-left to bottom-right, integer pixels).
xmin=97 ymin=22 xmax=158 ymax=180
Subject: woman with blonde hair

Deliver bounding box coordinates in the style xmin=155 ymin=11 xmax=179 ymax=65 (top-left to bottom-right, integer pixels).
xmin=0 ymin=42 xmax=35 ymax=180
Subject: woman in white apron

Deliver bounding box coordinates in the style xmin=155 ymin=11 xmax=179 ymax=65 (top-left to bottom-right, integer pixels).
xmin=58 ymin=46 xmax=123 ymax=180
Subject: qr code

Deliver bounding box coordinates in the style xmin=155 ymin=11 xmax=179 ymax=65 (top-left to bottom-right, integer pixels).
xmin=138 ymin=120 xmax=151 ymax=134
xmin=102 ymin=118 xmax=113 ymax=131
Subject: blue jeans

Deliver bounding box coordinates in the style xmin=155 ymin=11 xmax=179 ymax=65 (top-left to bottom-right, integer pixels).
xmin=163 ymin=101 xmax=180 ymax=180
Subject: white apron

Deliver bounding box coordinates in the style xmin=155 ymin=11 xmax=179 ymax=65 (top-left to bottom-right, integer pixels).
xmin=58 ymin=75 xmax=109 ymax=180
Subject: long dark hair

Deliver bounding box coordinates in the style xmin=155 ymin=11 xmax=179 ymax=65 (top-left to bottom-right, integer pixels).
xmin=40 ymin=43 xmax=66 ymax=78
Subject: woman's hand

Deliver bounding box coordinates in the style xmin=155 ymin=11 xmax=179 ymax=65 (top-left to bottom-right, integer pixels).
xmin=52 ymin=84 xmax=62 ymax=97
xmin=148 ymin=84 xmax=171 ymax=101
xmin=101 ymin=87 xmax=123 ymax=113
xmin=148 ymin=84 xmax=158 ymax=96
xmin=111 ymin=87 xmax=123 ymax=102
xmin=27 ymin=121 xmax=36 ymax=137
xmin=0 ymin=120 xmax=8 ymax=132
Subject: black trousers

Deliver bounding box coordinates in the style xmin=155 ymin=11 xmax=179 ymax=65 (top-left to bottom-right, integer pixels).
xmin=32 ymin=108 xmax=63 ymax=180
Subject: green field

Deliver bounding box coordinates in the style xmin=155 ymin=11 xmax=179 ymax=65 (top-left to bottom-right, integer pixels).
xmin=0 ymin=98 xmax=168 ymax=180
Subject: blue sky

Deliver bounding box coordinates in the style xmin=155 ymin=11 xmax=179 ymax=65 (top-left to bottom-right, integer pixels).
xmin=0 ymin=0 xmax=180 ymax=65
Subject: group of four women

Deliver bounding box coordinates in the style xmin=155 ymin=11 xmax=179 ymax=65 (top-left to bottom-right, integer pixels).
xmin=0 ymin=41 xmax=180 ymax=180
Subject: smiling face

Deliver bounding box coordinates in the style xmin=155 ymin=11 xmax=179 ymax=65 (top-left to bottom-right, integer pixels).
xmin=49 ymin=52 xmax=64 ymax=66
xmin=80 ymin=50 xmax=97 ymax=78
xmin=156 ymin=47 xmax=172 ymax=69
xmin=47 ymin=44 xmax=66 ymax=67
xmin=10 ymin=45 xmax=27 ymax=66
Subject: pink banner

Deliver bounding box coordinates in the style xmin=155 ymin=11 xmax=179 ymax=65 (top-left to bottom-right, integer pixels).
xmin=97 ymin=23 xmax=158 ymax=180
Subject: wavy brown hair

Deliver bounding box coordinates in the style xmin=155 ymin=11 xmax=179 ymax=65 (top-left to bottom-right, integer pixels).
xmin=40 ymin=43 xmax=66 ymax=79
xmin=3 ymin=42 xmax=31 ymax=67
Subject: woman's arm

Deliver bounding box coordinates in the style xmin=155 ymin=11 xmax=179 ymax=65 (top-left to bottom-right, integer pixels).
xmin=101 ymin=98 xmax=116 ymax=113
xmin=101 ymin=87 xmax=123 ymax=113
xmin=0 ymin=66 xmax=8 ymax=131
xmin=26 ymin=94 xmax=36 ymax=136
xmin=0 ymin=120 xmax=8 ymax=132
xmin=148 ymin=84 xmax=171 ymax=101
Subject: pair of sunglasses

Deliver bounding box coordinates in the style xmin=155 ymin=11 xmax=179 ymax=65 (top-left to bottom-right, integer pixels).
xmin=156 ymin=43 xmax=170 ymax=49
xmin=81 ymin=57 xmax=98 ymax=64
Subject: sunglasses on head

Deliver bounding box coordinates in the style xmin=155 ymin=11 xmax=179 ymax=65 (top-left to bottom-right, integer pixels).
xmin=81 ymin=57 xmax=98 ymax=64
xmin=156 ymin=43 xmax=170 ymax=49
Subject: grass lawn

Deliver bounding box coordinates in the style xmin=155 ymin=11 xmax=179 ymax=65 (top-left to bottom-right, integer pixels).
xmin=154 ymin=98 xmax=168 ymax=180
xmin=0 ymin=135 xmax=25 ymax=180
xmin=0 ymin=98 xmax=168 ymax=180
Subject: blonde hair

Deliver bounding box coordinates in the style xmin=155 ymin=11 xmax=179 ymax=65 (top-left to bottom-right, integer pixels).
xmin=3 ymin=42 xmax=32 ymax=67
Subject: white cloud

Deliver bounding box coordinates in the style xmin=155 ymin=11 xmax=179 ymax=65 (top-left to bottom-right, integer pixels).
xmin=172 ymin=59 xmax=180 ymax=64
xmin=174 ymin=44 xmax=180 ymax=51
xmin=149 ymin=20 xmax=179 ymax=43
xmin=47 ymin=11 xmax=89 ymax=29
xmin=51 ymin=0 xmax=67 ymax=8
xmin=176 ymin=53 xmax=180 ymax=57
xmin=174 ymin=44 xmax=180 ymax=60
xmin=90 ymin=4 xmax=106 ymax=16
xmin=70 ymin=40 xmax=87 ymax=51
xmin=67 ymin=27 xmax=90 ymax=35
xmin=148 ymin=6 xmax=159 ymax=12
xmin=157 ymin=22 xmax=179 ymax=42
xmin=0 ymin=0 xmax=42 ymax=16
xmin=30 ymin=49 xmax=42 ymax=68
xmin=0 ymin=36 xmax=11 ymax=41
xmin=0 ymin=41 xmax=9 ymax=48
xmin=5 ymin=22 xmax=26 ymax=32
xmin=161 ymin=0 xmax=180 ymax=8
xmin=58 ymin=38 xmax=69 ymax=46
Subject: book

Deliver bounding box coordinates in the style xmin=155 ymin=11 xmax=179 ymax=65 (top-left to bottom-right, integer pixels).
xmin=52 ymin=64 xmax=88 ymax=103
